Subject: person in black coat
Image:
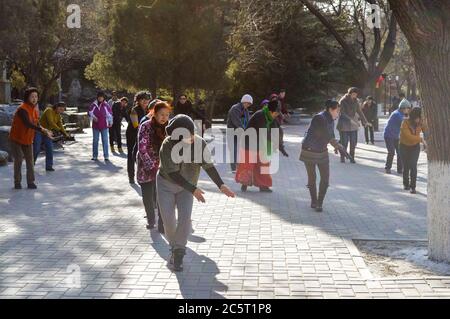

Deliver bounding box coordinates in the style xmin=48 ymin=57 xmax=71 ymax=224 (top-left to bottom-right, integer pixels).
xmin=300 ymin=100 xmax=344 ymax=212
xmin=362 ymin=96 xmax=378 ymax=144
xmin=109 ymin=97 xmax=128 ymax=153
xmin=235 ymin=100 xmax=289 ymax=193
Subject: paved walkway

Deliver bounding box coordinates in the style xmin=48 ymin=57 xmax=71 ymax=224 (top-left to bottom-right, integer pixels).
xmin=0 ymin=118 xmax=449 ymax=299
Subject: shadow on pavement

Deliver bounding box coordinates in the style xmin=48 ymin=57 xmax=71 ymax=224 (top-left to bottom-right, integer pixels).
xmin=150 ymin=231 xmax=227 ymax=299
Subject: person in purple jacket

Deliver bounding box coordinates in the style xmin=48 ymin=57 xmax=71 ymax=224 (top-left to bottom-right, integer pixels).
xmin=383 ymin=100 xmax=411 ymax=174
xmin=89 ymin=91 xmax=113 ymax=161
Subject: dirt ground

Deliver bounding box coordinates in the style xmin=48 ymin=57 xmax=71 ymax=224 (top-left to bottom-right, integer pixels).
xmin=354 ymin=240 xmax=450 ymax=278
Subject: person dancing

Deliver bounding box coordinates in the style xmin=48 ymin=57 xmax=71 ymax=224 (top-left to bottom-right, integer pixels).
xmin=300 ymin=100 xmax=344 ymax=212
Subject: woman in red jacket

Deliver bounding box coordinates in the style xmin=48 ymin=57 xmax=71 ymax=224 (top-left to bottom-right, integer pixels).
xmin=9 ymin=88 xmax=53 ymax=189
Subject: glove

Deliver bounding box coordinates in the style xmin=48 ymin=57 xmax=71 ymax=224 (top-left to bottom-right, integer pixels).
xmin=335 ymin=143 xmax=345 ymax=155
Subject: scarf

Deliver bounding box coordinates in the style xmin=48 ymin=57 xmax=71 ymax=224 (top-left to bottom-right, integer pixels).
xmin=241 ymin=104 xmax=249 ymax=128
xmin=150 ymin=116 xmax=167 ymax=152
xmin=262 ymin=105 xmax=274 ymax=156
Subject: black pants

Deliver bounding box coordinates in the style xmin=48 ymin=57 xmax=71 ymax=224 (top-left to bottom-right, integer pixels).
xmin=399 ymin=143 xmax=420 ymax=189
xmin=126 ymin=129 xmax=137 ymax=181
xmin=364 ymin=125 xmax=374 ymax=144
xmin=109 ymin=122 xmax=122 ymax=148
xmin=229 ymin=134 xmax=238 ymax=171
xmin=304 ymin=161 xmax=330 ymax=204
xmin=385 ymin=137 xmax=402 ymax=172
xmin=340 ymin=131 xmax=358 ymax=161
xmin=140 ymin=181 xmax=160 ymax=226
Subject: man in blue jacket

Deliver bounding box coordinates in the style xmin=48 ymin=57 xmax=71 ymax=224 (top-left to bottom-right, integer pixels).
xmin=383 ymin=99 xmax=411 ymax=174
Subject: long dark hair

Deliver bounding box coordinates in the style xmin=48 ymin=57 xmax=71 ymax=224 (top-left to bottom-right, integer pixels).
xmin=408 ymin=107 xmax=422 ymax=128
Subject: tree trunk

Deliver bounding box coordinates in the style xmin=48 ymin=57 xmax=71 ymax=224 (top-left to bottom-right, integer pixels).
xmin=388 ymin=0 xmax=450 ymax=262
xmin=149 ymin=78 xmax=157 ymax=100
xmin=207 ymin=90 xmax=217 ymax=120
xmin=417 ymin=54 xmax=450 ymax=262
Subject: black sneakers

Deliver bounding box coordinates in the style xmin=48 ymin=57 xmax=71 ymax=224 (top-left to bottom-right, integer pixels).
xmin=169 ymin=248 xmax=186 ymax=272
xmin=174 ymin=249 xmax=185 ymax=272
xmin=27 ymin=183 xmax=37 ymax=189
xmin=14 ymin=184 xmax=22 ymax=190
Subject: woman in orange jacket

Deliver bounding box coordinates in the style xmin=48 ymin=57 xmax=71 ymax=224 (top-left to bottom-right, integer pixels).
xmin=399 ymin=107 xmax=427 ymax=194
xmin=9 ymin=88 xmax=53 ymax=189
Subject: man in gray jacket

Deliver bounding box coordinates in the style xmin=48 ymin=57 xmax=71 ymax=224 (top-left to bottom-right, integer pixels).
xmin=227 ymin=94 xmax=253 ymax=172
xmin=337 ymin=87 xmax=369 ymax=163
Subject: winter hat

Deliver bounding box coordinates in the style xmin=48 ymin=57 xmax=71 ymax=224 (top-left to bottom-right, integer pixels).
xmin=399 ymin=99 xmax=412 ymax=109
xmin=260 ymin=99 xmax=270 ymax=107
xmin=166 ymin=114 xmax=195 ymax=136
xmin=241 ymin=94 xmax=254 ymax=105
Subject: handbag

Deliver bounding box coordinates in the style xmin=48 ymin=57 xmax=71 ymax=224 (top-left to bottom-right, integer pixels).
xmin=105 ymin=106 xmax=114 ymax=128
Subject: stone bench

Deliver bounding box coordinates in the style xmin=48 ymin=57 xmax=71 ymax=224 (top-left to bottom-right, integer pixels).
xmin=212 ymin=118 xmax=226 ymax=124
xmin=66 ymin=107 xmax=79 ymax=113
xmin=0 ymin=126 xmax=12 ymax=162
xmin=68 ymin=112 xmax=90 ymax=131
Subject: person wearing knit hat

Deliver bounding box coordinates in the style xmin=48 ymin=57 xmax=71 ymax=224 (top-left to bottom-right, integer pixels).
xmin=241 ymin=94 xmax=253 ymax=105
xmin=157 ymin=114 xmax=235 ymax=272
xmin=235 ymin=100 xmax=289 ymax=193
xmin=165 ymin=114 xmax=196 ymax=136
xmin=383 ymin=93 xmax=411 ymax=175
xmin=227 ymin=94 xmax=253 ymax=172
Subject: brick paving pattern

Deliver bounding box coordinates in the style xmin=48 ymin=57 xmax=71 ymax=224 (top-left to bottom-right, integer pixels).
xmin=0 ymin=117 xmax=449 ymax=299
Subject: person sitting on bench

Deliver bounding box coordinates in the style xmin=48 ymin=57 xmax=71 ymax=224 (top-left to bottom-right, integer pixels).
xmin=34 ymin=102 xmax=69 ymax=172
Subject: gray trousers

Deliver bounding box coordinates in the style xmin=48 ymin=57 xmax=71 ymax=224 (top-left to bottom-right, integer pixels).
xmin=156 ymin=173 xmax=193 ymax=250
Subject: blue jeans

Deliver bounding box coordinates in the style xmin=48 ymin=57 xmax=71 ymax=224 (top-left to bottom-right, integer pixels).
xmin=385 ymin=137 xmax=402 ymax=172
xmin=93 ymin=129 xmax=109 ymax=159
xmin=33 ymin=132 xmax=53 ymax=169
xmin=340 ymin=131 xmax=358 ymax=161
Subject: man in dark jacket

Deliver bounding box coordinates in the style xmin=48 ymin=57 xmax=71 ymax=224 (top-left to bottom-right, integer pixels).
xmin=362 ymin=96 xmax=378 ymax=144
xmin=226 ymin=94 xmax=252 ymax=172
xmin=109 ymin=97 xmax=128 ymax=153
xmin=174 ymin=95 xmax=208 ymax=135
xmin=337 ymin=87 xmax=369 ymax=163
